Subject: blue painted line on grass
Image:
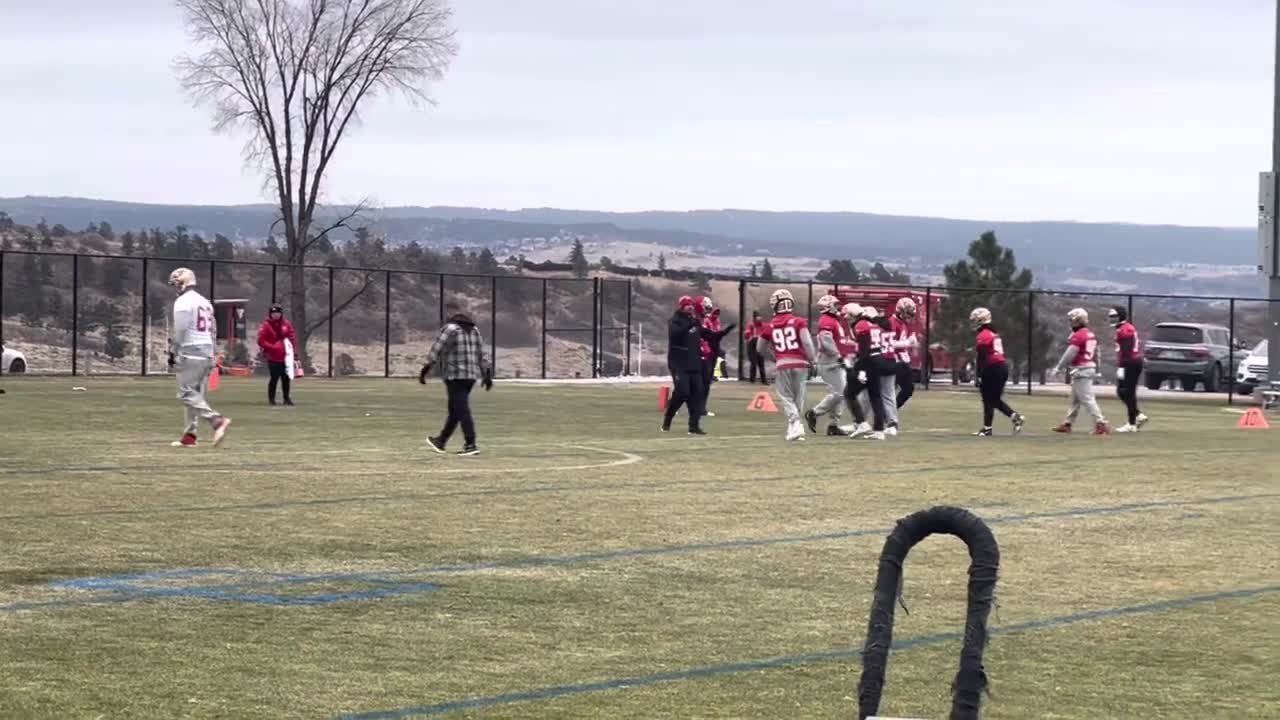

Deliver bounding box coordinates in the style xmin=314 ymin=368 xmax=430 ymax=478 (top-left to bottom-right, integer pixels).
xmin=4 ymin=492 xmax=1275 ymax=614
xmin=334 ymin=584 xmax=1280 ymax=719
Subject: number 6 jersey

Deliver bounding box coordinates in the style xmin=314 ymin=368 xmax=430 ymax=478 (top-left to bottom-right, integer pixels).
xmin=173 ymin=289 xmax=216 ymax=357
xmin=768 ymin=312 xmax=814 ymax=371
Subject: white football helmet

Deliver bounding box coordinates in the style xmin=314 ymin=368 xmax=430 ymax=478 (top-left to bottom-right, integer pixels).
xmin=700 ymin=296 xmax=714 ymax=314
xmin=841 ymin=303 xmax=863 ymax=321
xmin=970 ymin=307 xmax=992 ymax=329
xmin=770 ymin=288 xmax=795 ymax=313
xmin=861 ymin=306 xmax=880 ymax=320
xmin=816 ymin=294 xmax=840 ymax=315
xmin=1068 ymin=308 xmax=1089 ymax=329
xmin=168 ymin=267 xmax=197 ymax=292
xmin=895 ymin=297 xmax=917 ymax=320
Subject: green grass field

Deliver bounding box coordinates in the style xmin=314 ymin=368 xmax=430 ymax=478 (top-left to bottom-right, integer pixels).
xmin=0 ymin=376 xmax=1277 ymax=719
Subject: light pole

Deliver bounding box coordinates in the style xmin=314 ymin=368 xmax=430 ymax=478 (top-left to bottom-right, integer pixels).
xmin=1269 ymin=0 xmax=1280 ymax=386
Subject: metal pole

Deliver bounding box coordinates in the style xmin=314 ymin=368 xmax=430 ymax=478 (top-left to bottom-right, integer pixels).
xmin=806 ymin=281 xmax=814 ymax=329
xmin=141 ymin=257 xmax=149 ymax=376
xmin=591 ymin=277 xmax=600 ymax=378
xmin=384 ymin=270 xmax=392 ymax=378
xmin=438 ymin=274 xmax=445 ymax=326
xmin=208 ymin=260 xmax=217 ymax=302
xmin=737 ymin=279 xmax=746 ymax=381
xmin=1026 ymin=291 xmax=1034 ymax=395
xmin=0 ymin=252 xmax=5 ymax=355
xmin=923 ymin=287 xmax=932 ymax=390
xmin=271 ymin=264 xmax=277 ymax=303
xmin=624 ymin=275 xmax=634 ymax=371
xmin=491 ymin=275 xmax=498 ymax=377
xmin=541 ymin=278 xmax=548 ymax=379
xmin=327 ymin=265 xmax=334 ymax=378
xmin=1126 ymin=294 xmax=1133 ymax=323
xmin=72 ymin=254 xmax=80 ymax=376
xmin=1228 ymin=298 xmax=1236 ymax=406
xmin=1270 ymin=0 xmax=1280 ymax=387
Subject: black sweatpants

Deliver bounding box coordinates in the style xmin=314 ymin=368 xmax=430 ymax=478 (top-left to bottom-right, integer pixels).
xmin=980 ymin=363 xmax=1015 ymax=427
xmin=440 ymin=379 xmax=477 ymax=446
xmin=847 ymin=360 xmax=887 ymax=430
xmin=268 ymin=361 xmax=292 ymax=403
xmin=1117 ymin=360 xmax=1144 ymax=424
xmin=663 ymin=370 xmax=705 ymax=431
xmin=748 ymin=346 xmax=767 ymax=383
xmin=895 ymin=361 xmax=915 ymax=408
xmin=700 ymin=360 xmax=715 ymax=413
xmin=843 ymin=365 xmax=867 ymax=425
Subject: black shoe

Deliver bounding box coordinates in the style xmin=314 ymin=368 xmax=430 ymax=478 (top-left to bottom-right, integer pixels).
xmin=458 ymin=445 xmax=480 ymax=456
xmin=268 ymin=399 xmax=277 ymax=406
xmin=688 ymin=428 xmax=707 ymax=436
xmin=804 ymin=409 xmax=819 ymax=434
xmin=660 ymin=423 xmax=671 ymax=433
xmin=283 ymin=399 xmax=294 ymax=407
xmin=972 ymin=428 xmax=993 ymax=437
xmin=826 ymin=425 xmax=847 ymax=437
xmin=427 ymin=436 xmax=447 ymax=454
xmin=1011 ymin=413 xmax=1025 ymax=435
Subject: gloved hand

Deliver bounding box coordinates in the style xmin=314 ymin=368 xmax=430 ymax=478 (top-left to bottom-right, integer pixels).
xmin=857 ymin=370 xmax=867 ymax=384
xmin=842 ymin=357 xmax=855 ymax=370
xmin=1116 ymin=367 xmax=1126 ymax=381
xmin=418 ymin=363 xmax=432 ymax=384
xmin=974 ymin=374 xmax=982 ymax=388
xmin=167 ymin=352 xmax=176 ymax=370
xmin=481 ymin=368 xmax=493 ymax=391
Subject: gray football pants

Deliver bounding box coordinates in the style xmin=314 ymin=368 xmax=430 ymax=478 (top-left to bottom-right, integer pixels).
xmin=1065 ymin=368 xmax=1106 ymax=425
xmin=880 ymin=371 xmax=899 ymax=427
xmin=176 ymin=354 xmax=222 ymax=435
xmin=812 ymin=364 xmax=846 ymax=424
xmin=775 ymin=368 xmax=808 ymax=425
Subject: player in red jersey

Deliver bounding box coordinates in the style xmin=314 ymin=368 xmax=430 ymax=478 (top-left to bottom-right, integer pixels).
xmin=870 ymin=307 xmax=901 ymax=434
xmin=744 ymin=311 xmax=769 ymax=384
xmin=805 ymin=295 xmax=854 ymax=436
xmin=1108 ymin=306 xmax=1148 ymax=432
xmin=1051 ymin=308 xmax=1109 ymax=434
xmin=890 ymin=298 xmax=919 ymax=410
xmin=850 ymin=306 xmax=892 ymax=440
xmin=767 ymin=288 xmax=817 ymax=440
xmin=839 ymin=303 xmax=872 ymax=435
xmin=970 ymin=307 xmax=1025 ymax=436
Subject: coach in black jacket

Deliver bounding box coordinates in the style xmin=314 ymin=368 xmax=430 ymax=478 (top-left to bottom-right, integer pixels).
xmin=662 ymin=296 xmax=709 ymax=435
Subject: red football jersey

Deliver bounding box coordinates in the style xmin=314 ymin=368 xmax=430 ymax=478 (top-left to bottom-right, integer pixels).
xmin=975 ymin=327 xmax=1006 ymax=369
xmin=1115 ymin=322 xmax=1141 ymax=364
xmin=768 ymin=313 xmax=811 ymax=370
xmin=853 ymin=319 xmax=882 ymax=358
xmin=876 ymin=320 xmax=896 ymax=359
xmin=817 ymin=314 xmax=852 ymax=361
xmin=890 ymin=315 xmax=916 ymax=363
xmin=1069 ymin=328 xmax=1098 ymax=367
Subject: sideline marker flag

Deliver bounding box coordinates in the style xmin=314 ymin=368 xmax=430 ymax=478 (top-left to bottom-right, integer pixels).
xmin=659 ymin=385 xmax=670 ymax=412
xmin=747 ymin=392 xmax=778 ymax=413
xmin=1237 ymin=408 xmax=1270 ymax=429
xmin=208 ymin=365 xmax=221 ymax=393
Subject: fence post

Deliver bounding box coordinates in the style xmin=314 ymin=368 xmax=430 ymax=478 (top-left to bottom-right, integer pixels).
xmin=1228 ymin=298 xmax=1236 ymax=406
xmin=384 ymin=270 xmax=392 ymax=378
xmin=591 ymin=277 xmax=600 ymax=378
xmin=271 ymin=263 xmax=277 ymax=303
xmin=327 ymin=265 xmax=334 ymax=378
xmin=923 ymin=287 xmax=932 ymax=390
xmin=541 ymin=278 xmax=548 ymax=379
xmin=1026 ymin=291 xmax=1034 ymax=395
xmin=72 ymin=254 xmax=80 ymax=376
xmin=0 ymin=251 xmax=5 ymax=355
xmin=208 ymin=260 xmax=217 ymax=302
xmin=141 ymin=257 xmax=149 ymax=376
xmin=1126 ymin=294 xmax=1133 ymax=323
xmin=807 ymin=281 xmax=815 ymax=329
xmin=625 ymin=280 xmax=633 ymax=376
xmin=737 ymin=279 xmax=746 ymax=381
xmin=438 ymin=274 xmax=445 ymax=325
xmin=491 ymin=274 xmax=498 ymax=377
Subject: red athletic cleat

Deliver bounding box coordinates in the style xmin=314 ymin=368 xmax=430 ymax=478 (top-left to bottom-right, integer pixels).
xmin=1052 ymin=423 xmax=1072 ymax=434
xmin=171 ymin=433 xmax=197 ymax=448
xmin=1093 ymin=422 xmax=1111 ymax=435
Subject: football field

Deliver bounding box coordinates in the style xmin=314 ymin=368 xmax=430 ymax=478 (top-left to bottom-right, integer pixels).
xmin=1 ymin=377 xmax=1277 ymax=719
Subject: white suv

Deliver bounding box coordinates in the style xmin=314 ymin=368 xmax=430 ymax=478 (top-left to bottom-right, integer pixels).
xmin=1236 ymin=340 xmax=1268 ymax=395
xmin=1 ymin=344 xmax=26 ymax=374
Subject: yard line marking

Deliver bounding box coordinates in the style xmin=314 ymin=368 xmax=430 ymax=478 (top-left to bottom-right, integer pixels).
xmin=332 ymin=584 xmax=1280 ymax=719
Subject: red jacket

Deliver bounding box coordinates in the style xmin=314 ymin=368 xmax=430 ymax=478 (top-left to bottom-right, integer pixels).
xmin=257 ymin=317 xmax=297 ymax=363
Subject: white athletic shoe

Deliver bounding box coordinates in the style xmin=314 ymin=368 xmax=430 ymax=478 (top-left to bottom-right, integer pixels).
xmin=212 ymin=417 xmax=231 ymax=447
xmin=1135 ymin=413 xmax=1149 ymax=429
xmin=837 ymin=424 xmax=857 ymax=435
xmin=885 ymin=425 xmax=899 ymax=437
xmin=785 ymin=421 xmax=805 ymax=442
xmin=864 ymin=431 xmax=886 ymax=441
xmin=1115 ymin=424 xmax=1137 ymax=433
xmin=849 ymin=422 xmax=872 ymax=438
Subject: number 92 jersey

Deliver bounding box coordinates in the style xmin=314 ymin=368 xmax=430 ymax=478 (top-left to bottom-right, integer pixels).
xmin=768 ymin=313 xmax=811 ymax=371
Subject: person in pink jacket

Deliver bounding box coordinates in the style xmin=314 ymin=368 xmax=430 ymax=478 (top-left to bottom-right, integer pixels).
xmin=256 ymin=303 xmax=297 ymax=406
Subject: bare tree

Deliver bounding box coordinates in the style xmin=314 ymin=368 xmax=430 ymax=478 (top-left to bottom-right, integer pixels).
xmin=176 ymin=0 xmax=457 ymax=369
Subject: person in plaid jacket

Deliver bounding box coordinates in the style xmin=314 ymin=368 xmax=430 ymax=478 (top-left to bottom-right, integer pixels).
xmin=419 ymin=304 xmax=493 ymax=456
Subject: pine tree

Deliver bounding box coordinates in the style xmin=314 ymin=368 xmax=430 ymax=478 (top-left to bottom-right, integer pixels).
xmin=476 ymin=248 xmax=500 ymax=274
xmin=657 ymin=253 xmax=667 ymax=275
xmin=760 ymin=258 xmax=775 ymax=280
xmin=98 ymin=221 xmax=114 ymax=240
xmin=103 ymin=258 xmax=129 ymax=296
xmin=122 ymin=231 xmax=136 ymax=255
xmin=104 ymin=324 xmax=130 ymax=361
xmin=568 ymin=239 xmax=589 ymax=278
xmin=749 ymin=263 xmax=758 ymax=278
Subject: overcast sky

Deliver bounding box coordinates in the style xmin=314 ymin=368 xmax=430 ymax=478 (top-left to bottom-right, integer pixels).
xmin=0 ymin=0 xmax=1275 ymax=225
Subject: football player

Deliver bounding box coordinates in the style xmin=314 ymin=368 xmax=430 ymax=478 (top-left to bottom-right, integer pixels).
xmin=167 ymin=267 xmax=231 ymax=448
xmin=970 ymin=307 xmax=1025 ymax=436
xmin=805 ymin=295 xmax=854 ymax=436
xmin=869 ymin=306 xmax=901 ymax=435
xmin=1109 ymin=306 xmax=1149 ymax=432
xmin=1051 ymin=308 xmax=1110 ymax=435
xmin=840 ymin=303 xmax=873 ymax=437
xmin=891 ymin=298 xmax=919 ymax=410
xmin=766 ymin=289 xmax=818 ymax=441
xmin=851 ymin=305 xmax=890 ymax=440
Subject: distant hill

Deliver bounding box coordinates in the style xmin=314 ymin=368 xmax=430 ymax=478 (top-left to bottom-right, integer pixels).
xmin=0 ymin=195 xmax=1256 ymax=267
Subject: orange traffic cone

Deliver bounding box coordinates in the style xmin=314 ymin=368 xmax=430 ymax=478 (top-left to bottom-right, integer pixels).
xmin=747 ymin=392 xmax=778 ymax=412
xmin=1238 ymin=408 xmax=1271 ymax=429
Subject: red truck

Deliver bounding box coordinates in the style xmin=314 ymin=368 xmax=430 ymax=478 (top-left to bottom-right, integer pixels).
xmin=828 ymin=286 xmax=968 ymax=382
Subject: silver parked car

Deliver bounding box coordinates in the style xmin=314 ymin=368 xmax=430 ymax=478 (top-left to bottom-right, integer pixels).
xmin=1141 ymin=323 xmax=1245 ymax=392
xmin=1235 ymin=340 xmax=1269 ymax=395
